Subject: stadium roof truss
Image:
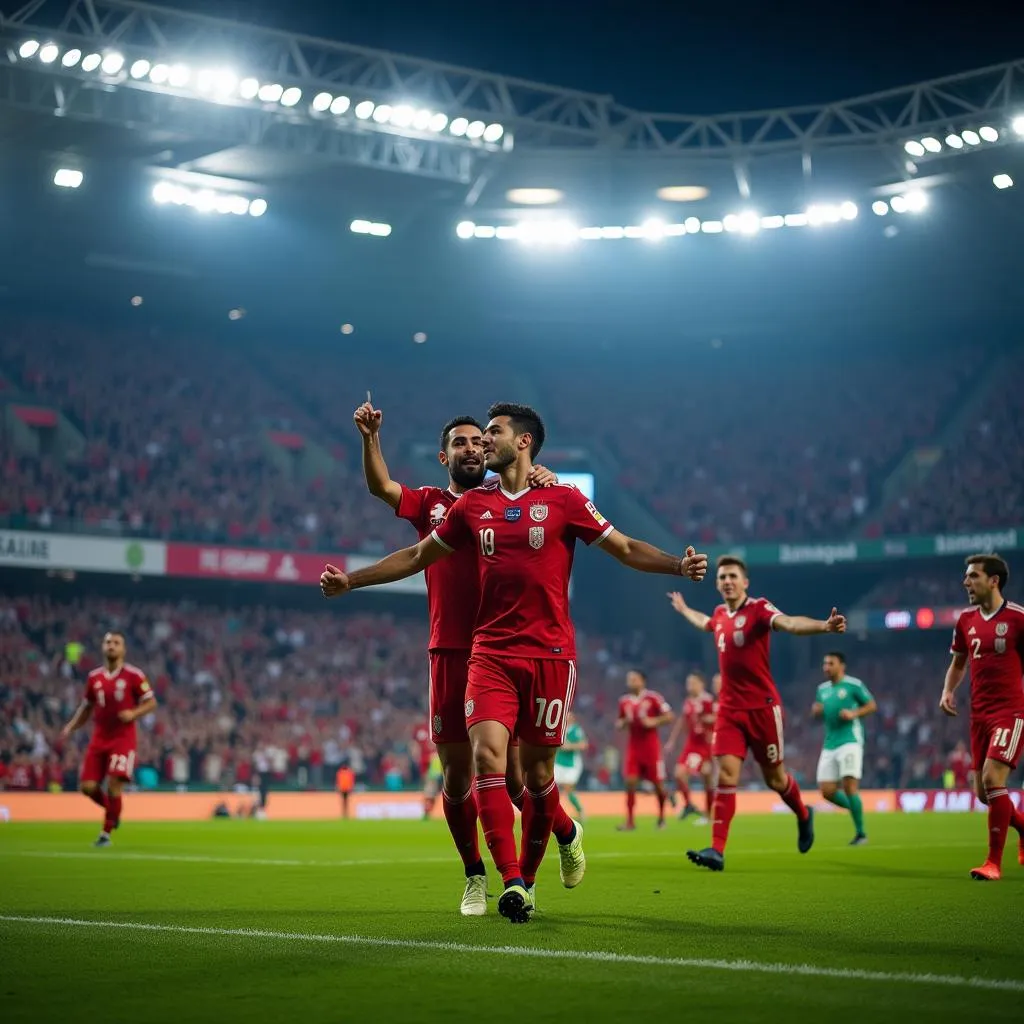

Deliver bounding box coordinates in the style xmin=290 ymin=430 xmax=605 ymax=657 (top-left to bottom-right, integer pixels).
xmin=1 ymin=0 xmax=1022 ymax=188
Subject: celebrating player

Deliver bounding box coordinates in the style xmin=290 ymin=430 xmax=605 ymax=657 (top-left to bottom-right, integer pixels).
xmin=811 ymin=652 xmax=876 ymax=845
xmin=325 ymin=402 xmax=707 ymax=922
xmin=940 ymin=553 xmax=1024 ymax=880
xmin=553 ymin=711 xmax=588 ymax=822
xmin=60 ymin=631 xmax=156 ymax=846
xmin=668 ymin=556 xmax=845 ymax=871
xmin=615 ymin=670 xmax=674 ymax=830
xmin=665 ymin=667 xmax=717 ymax=823
xmin=355 ymin=401 xmax=579 ymax=915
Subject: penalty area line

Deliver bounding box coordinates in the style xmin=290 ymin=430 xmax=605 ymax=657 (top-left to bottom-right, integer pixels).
xmin=0 ymin=915 xmax=1022 ymax=993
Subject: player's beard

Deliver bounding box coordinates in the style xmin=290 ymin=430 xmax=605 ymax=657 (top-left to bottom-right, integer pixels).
xmin=484 ymin=442 xmax=516 ymax=472
xmin=449 ymin=457 xmax=486 ymax=489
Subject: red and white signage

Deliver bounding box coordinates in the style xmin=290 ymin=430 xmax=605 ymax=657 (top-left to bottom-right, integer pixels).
xmin=896 ymin=789 xmax=1024 ymax=813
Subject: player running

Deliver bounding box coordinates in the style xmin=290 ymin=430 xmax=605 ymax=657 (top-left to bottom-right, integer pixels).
xmin=940 ymin=553 xmax=1024 ymax=880
xmin=325 ymin=402 xmax=707 ymax=922
xmin=553 ymin=711 xmax=588 ymax=822
xmin=355 ymin=401 xmax=577 ymax=915
xmin=60 ymin=631 xmax=156 ymax=846
xmin=668 ymin=556 xmax=846 ymax=871
xmin=664 ymin=667 xmax=716 ymax=823
xmin=811 ymin=652 xmax=876 ymax=845
xmin=616 ymin=670 xmax=674 ymax=830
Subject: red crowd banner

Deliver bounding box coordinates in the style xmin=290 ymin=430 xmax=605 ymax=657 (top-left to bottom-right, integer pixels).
xmin=895 ymin=789 xmax=1024 ymax=813
xmin=165 ymin=542 xmax=339 ymax=585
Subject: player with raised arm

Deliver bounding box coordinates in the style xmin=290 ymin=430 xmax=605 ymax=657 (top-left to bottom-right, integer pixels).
xmin=60 ymin=631 xmax=156 ymax=846
xmin=616 ymin=670 xmax=674 ymax=830
xmin=354 ymin=401 xmax=579 ymax=915
xmin=665 ymin=666 xmax=717 ymax=823
xmin=325 ymin=401 xmax=707 ymax=922
xmin=940 ymin=554 xmax=1024 ymax=880
xmin=811 ymin=652 xmax=876 ymax=845
xmin=668 ymin=556 xmax=845 ymax=871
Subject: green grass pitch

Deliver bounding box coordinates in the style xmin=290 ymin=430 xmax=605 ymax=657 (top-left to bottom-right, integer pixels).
xmin=0 ymin=811 xmax=1020 ymax=1023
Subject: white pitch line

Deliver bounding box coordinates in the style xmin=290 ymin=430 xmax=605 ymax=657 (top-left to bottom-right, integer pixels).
xmin=0 ymin=914 xmax=1021 ymax=993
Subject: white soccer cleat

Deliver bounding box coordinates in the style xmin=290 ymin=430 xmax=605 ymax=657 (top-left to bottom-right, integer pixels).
xmin=558 ymin=819 xmax=586 ymax=888
xmin=460 ymin=874 xmax=488 ymax=916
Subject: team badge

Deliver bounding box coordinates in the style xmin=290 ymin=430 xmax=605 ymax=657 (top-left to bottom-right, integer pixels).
xmin=529 ymin=526 xmax=545 ymax=549
xmin=734 ymin=631 xmax=745 ymax=647
xmin=838 ymin=688 xmax=847 ymax=699
xmin=530 ymin=504 xmax=549 ymax=522
xmin=464 ymin=699 xmax=475 ymax=718
xmin=504 ymin=507 xmax=522 ymax=522
xmin=995 ymin=638 xmax=1007 ymax=654
xmin=996 ymin=622 xmax=1008 ymax=636
xmin=429 ymin=502 xmax=447 ymax=526
xmin=432 ymin=714 xmax=443 ymax=736
xmin=585 ymin=501 xmax=606 ymax=526
xmin=735 ymin=616 xmax=746 ymax=628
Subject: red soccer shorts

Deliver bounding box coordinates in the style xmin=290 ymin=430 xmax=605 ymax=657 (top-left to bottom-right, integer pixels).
xmin=712 ymin=704 xmax=786 ymax=768
xmin=464 ymin=652 xmax=576 ymax=747
xmin=970 ymin=713 xmax=1024 ymax=771
xmin=625 ymin=745 xmax=666 ymax=784
xmin=678 ymin=738 xmax=713 ymax=775
xmin=80 ymin=740 xmax=137 ymax=785
xmin=428 ymin=649 xmax=471 ymax=745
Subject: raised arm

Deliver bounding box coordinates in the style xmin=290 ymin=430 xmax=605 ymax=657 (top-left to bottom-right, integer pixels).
xmin=773 ymin=607 xmax=846 ymax=636
xmin=667 ymin=590 xmax=712 ymax=632
xmin=354 ymin=402 xmax=402 ymax=509
xmin=61 ymin=700 xmax=92 ymax=739
xmin=939 ymin=652 xmax=968 ymax=716
xmin=599 ymin=535 xmax=708 ymax=581
xmin=320 ymin=537 xmax=450 ymax=597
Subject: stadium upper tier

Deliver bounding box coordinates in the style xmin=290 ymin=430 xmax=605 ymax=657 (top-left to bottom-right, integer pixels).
xmin=0 ymin=320 xmax=1017 ymax=550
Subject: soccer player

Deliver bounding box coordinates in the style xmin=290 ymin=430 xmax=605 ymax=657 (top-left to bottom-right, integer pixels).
xmin=355 ymin=401 xmax=576 ymax=915
xmin=554 ymin=711 xmax=587 ymax=822
xmin=940 ymin=553 xmax=1024 ymax=880
xmin=411 ymin=720 xmax=439 ymax=817
xmin=948 ymin=740 xmax=972 ymax=790
xmin=665 ymin=667 xmax=717 ymax=823
xmin=811 ymin=651 xmax=876 ymax=845
xmin=60 ymin=631 xmax=156 ymax=846
xmin=668 ymin=556 xmax=846 ymax=871
xmin=616 ymin=670 xmax=674 ymax=830
xmin=325 ymin=402 xmax=707 ymax=922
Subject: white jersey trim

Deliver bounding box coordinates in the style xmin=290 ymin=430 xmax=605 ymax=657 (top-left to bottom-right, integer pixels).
xmin=430 ymin=529 xmax=454 ymax=552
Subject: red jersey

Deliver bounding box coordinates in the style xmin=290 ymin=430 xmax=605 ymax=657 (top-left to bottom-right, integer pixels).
xmin=708 ymin=597 xmax=783 ymax=711
xmin=84 ymin=663 xmax=153 ymax=743
xmin=683 ymin=692 xmax=716 ymax=740
xmin=949 ymin=749 xmax=971 ymax=787
xmin=951 ymin=602 xmax=1024 ymax=718
xmin=396 ymin=485 xmax=478 ymax=651
xmin=412 ymin=723 xmax=432 ymax=770
xmin=432 ymin=480 xmax=613 ymax=659
xmin=618 ymin=690 xmax=672 ymax=749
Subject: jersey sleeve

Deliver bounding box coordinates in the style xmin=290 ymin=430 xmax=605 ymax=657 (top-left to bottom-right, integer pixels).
xmin=395 ymin=485 xmax=428 ymax=527
xmin=83 ymin=675 xmax=96 ymax=704
xmin=761 ymin=600 xmax=784 ymax=631
xmin=852 ymin=679 xmax=874 ymax=705
xmin=814 ymin=683 xmax=827 ymax=703
xmin=564 ymin=487 xmax=615 ymax=546
xmin=134 ymin=671 xmax=155 ymax=704
xmin=652 ymin=692 xmax=671 ymax=715
xmin=950 ymin=616 xmax=966 ymax=655
xmin=616 ymin=696 xmax=628 ymax=719
xmin=431 ymin=498 xmax=472 ymax=551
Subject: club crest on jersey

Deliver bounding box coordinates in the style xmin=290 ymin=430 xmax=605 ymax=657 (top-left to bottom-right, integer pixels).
xmin=995 ymin=638 xmax=1007 ymax=654
xmin=432 ymin=714 xmax=443 ymax=736
xmin=504 ymin=507 xmax=522 ymax=522
xmin=735 ymin=616 xmax=746 ymax=628
xmin=530 ymin=504 xmax=549 ymax=522
xmin=464 ymin=699 xmax=475 ymax=719
xmin=996 ymin=622 xmax=1008 ymax=636
xmin=529 ymin=526 xmax=545 ymax=549
xmin=429 ymin=503 xmax=447 ymax=526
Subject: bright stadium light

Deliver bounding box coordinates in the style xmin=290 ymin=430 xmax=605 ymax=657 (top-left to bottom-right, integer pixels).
xmin=700 ymin=220 xmax=724 ymax=234
xmin=598 ymin=226 xmax=625 ymax=239
xmin=330 ymin=95 xmax=351 ymax=115
xmin=683 ymin=216 xmax=701 ymax=233
xmin=62 ymin=48 xmax=82 ymax=67
xmin=130 ymin=59 xmax=151 ymax=79
xmin=152 ymin=181 xmax=174 ymax=204
xmin=466 ymin=120 xmax=486 ymax=140
xmin=150 ymin=64 xmax=170 ymax=84
xmin=1014 ymin=116 xmax=1024 ymax=136
xmin=389 ymin=105 xmax=415 ymax=127
xmin=280 ymin=87 xmax=302 ymax=107
xmin=249 ymin=198 xmax=268 ymax=217
xmin=945 ymin=133 xmax=964 ymax=149
xmin=872 ymin=200 xmax=889 ymax=216
xmin=904 ymin=190 xmax=928 ymax=212
xmin=921 ymin=137 xmax=942 ymax=153
xmin=312 ymin=92 xmax=333 ymax=112
xmin=168 ymin=64 xmax=190 ymax=88
xmin=784 ymin=213 xmax=809 ymax=227
xmin=101 ymin=52 xmax=124 ymax=75
xmin=507 ymin=188 xmax=563 ymax=206
xmin=806 ymin=204 xmax=841 ymax=226
xmin=428 ymin=112 xmax=449 ymax=132
xmin=449 ymin=117 xmax=469 ymax=137
xmin=39 ymin=43 xmax=59 ymax=64
xmin=961 ymin=129 xmax=981 ymax=146
xmin=413 ymin=332 xmax=428 ymax=344
xmin=18 ymin=40 xmax=40 ymax=59
xmin=354 ymin=100 xmax=374 ymax=119
xmin=904 ymin=140 xmax=926 ymax=157
xmin=517 ymin=219 xmax=578 ymax=245
xmin=53 ymin=168 xmax=84 ymax=189
xmin=640 ymin=218 xmax=667 ymax=241
xmin=474 ymin=225 xmax=497 ymax=238
xmin=483 ymin=123 xmax=504 ymax=143
xmin=993 ymin=173 xmax=1014 ymax=190
xmin=81 ymin=53 xmax=102 ymax=72
xmin=979 ymin=126 xmax=999 ymax=142
xmin=760 ymin=215 xmax=785 ymax=230
xmin=578 ymin=227 xmax=602 ymax=240
xmin=839 ymin=201 xmax=859 ymax=221
xmin=890 ymin=195 xmax=908 ymax=213
xmin=371 ymin=104 xmax=393 ymax=124
xmin=350 ymin=219 xmax=391 ymax=236
xmin=258 ymin=83 xmax=283 ymax=102
xmin=412 ymin=108 xmax=433 ymax=131
xmin=369 ymin=222 xmax=392 ymax=237
xmin=456 ymin=220 xmax=476 ymax=239
xmin=239 ymin=77 xmax=259 ymax=99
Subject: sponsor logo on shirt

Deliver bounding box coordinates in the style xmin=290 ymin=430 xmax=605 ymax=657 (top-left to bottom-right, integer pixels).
xmin=530 ymin=504 xmax=548 ymax=522
xmin=584 ymin=501 xmax=606 ymax=525
xmin=480 ymin=510 xmax=493 ymax=520
xmin=968 ymin=626 xmax=977 ymax=635
xmin=504 ymin=507 xmax=522 ymax=522
xmin=529 ymin=526 xmax=545 ymax=549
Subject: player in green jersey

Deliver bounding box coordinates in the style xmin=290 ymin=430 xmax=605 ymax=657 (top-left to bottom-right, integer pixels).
xmin=812 ymin=651 xmax=877 ymax=845
xmin=554 ymin=712 xmax=588 ymax=821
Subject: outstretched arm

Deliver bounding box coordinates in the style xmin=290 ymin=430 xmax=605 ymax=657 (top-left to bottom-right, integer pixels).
xmin=598 ymin=535 xmax=708 ymax=581
xmin=354 ymin=402 xmax=402 ymax=509
xmin=667 ymin=591 xmax=712 ymax=632
xmin=321 ymin=537 xmax=450 ymax=596
xmin=773 ymin=607 xmax=846 ymax=636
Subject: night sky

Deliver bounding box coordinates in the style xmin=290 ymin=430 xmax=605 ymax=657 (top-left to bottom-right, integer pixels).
xmin=177 ymin=0 xmax=1023 ymax=112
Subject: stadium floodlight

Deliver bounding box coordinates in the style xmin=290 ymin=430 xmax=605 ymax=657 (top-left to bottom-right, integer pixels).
xmin=280 ymin=87 xmax=302 ymax=107
xmin=150 ymin=64 xmax=170 ymax=84
xmin=784 ymin=213 xmax=808 ymax=227
xmin=449 ymin=117 xmax=469 ymax=137
xmin=1014 ymin=116 xmax=1024 ymax=136
xmin=760 ymin=215 xmax=785 ymax=230
xmin=62 ymin=48 xmax=82 ymax=67
xmin=945 ymin=133 xmax=964 ymax=149
xmin=101 ymin=52 xmax=125 ymax=75
xmin=340 ymin=323 xmax=354 ymax=335
xmin=196 ymin=69 xmax=215 ymax=92
xmin=640 ymin=218 xmax=667 ymax=241
xmin=736 ymin=211 xmax=761 ymax=234
xmin=258 ymin=83 xmax=283 ymax=102
xmin=389 ymin=105 xmax=415 ymax=127
xmin=212 ymin=71 xmax=238 ymax=98
xmin=312 ymin=92 xmax=333 ymax=112
xmin=518 ymin=219 xmax=577 ymax=245
xmin=249 ymin=198 xmax=268 ymax=217
xmin=371 ymin=104 xmax=393 ymax=124
xmin=979 ymin=126 xmax=999 ymax=142
xmin=239 ymin=77 xmax=259 ymax=99
xmin=81 ymin=53 xmax=102 ymax=72
xmin=597 ymin=226 xmax=625 ymax=239
xmin=53 ymin=168 xmax=83 ymax=189
xmin=700 ymin=220 xmax=724 ymax=233
xmin=466 ymin=120 xmax=486 ymax=140
xmin=495 ymin=226 xmax=518 ymax=240
xmin=683 ymin=216 xmax=701 ymax=233
xmin=369 ymin=222 xmax=392 ymax=237
xmin=413 ymin=332 xmax=428 ymax=344
xmin=152 ymin=181 xmax=174 ymax=204
xmin=993 ymin=173 xmax=1014 ymax=190
xmin=890 ymin=195 xmax=909 ymax=213
xmin=921 ymin=137 xmax=942 ymax=153
xmin=412 ymin=108 xmax=433 ymax=131
xmin=168 ymin=64 xmax=191 ymax=88
xmin=904 ymin=140 xmax=926 ymax=157
xmin=507 ymin=188 xmax=563 ymax=206
xmin=474 ymin=225 xmax=497 ymax=238
xmin=871 ymin=200 xmax=889 ymax=216
xmin=39 ymin=43 xmax=60 ymax=64
xmin=839 ymin=201 xmax=859 ymax=221
xmin=330 ymin=95 xmax=351 ymax=115
xmin=18 ymin=40 xmax=40 ymax=59
xmin=354 ymin=100 xmax=375 ymax=119
xmin=961 ymin=129 xmax=981 ymax=145
xmin=428 ymin=112 xmax=449 ymax=132
xmin=483 ymin=123 xmax=504 ymax=143
xmin=350 ymin=220 xmax=391 ymax=236
xmin=806 ymin=204 xmax=842 ymax=226
xmin=904 ymin=190 xmax=928 ymax=212
xmin=456 ymin=220 xmax=476 ymax=239
xmin=130 ymin=59 xmax=151 ymax=79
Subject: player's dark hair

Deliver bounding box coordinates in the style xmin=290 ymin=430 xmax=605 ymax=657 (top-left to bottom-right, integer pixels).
xmin=104 ymin=630 xmax=126 ymax=643
xmin=629 ymin=668 xmax=647 ymax=682
xmin=965 ymin=553 xmax=1009 ymax=592
xmin=687 ymin=670 xmax=706 ymax=683
xmin=439 ymin=415 xmax=483 ymax=452
xmin=825 ymin=651 xmax=846 ymax=664
xmin=487 ymin=401 xmax=546 ymax=458
xmin=716 ymin=554 xmax=748 ymax=575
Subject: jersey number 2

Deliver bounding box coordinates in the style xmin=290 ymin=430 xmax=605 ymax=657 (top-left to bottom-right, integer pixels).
xmin=971 ymin=638 xmax=982 ymax=659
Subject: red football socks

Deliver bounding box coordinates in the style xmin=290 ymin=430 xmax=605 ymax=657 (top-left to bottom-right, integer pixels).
xmin=551 ymin=799 xmax=576 ymax=845
xmin=1009 ymin=805 xmax=1024 ymax=836
xmin=103 ymin=794 xmax=122 ymax=833
xmin=85 ymin=788 xmax=107 ymax=811
xmin=442 ymin=786 xmax=481 ymax=870
xmin=520 ymin=779 xmax=559 ymax=886
xmin=474 ymin=774 xmax=520 ymax=884
xmin=712 ymin=786 xmax=737 ymax=853
xmin=625 ymin=789 xmax=636 ymax=827
xmin=780 ymin=774 xmax=810 ymax=822
xmin=986 ymin=787 xmax=1013 ymax=866
xmin=507 ymin=783 xmax=526 ymax=813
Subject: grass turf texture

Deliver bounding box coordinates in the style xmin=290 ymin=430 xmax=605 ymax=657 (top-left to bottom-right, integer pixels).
xmin=0 ymin=812 xmax=1019 ymax=1023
